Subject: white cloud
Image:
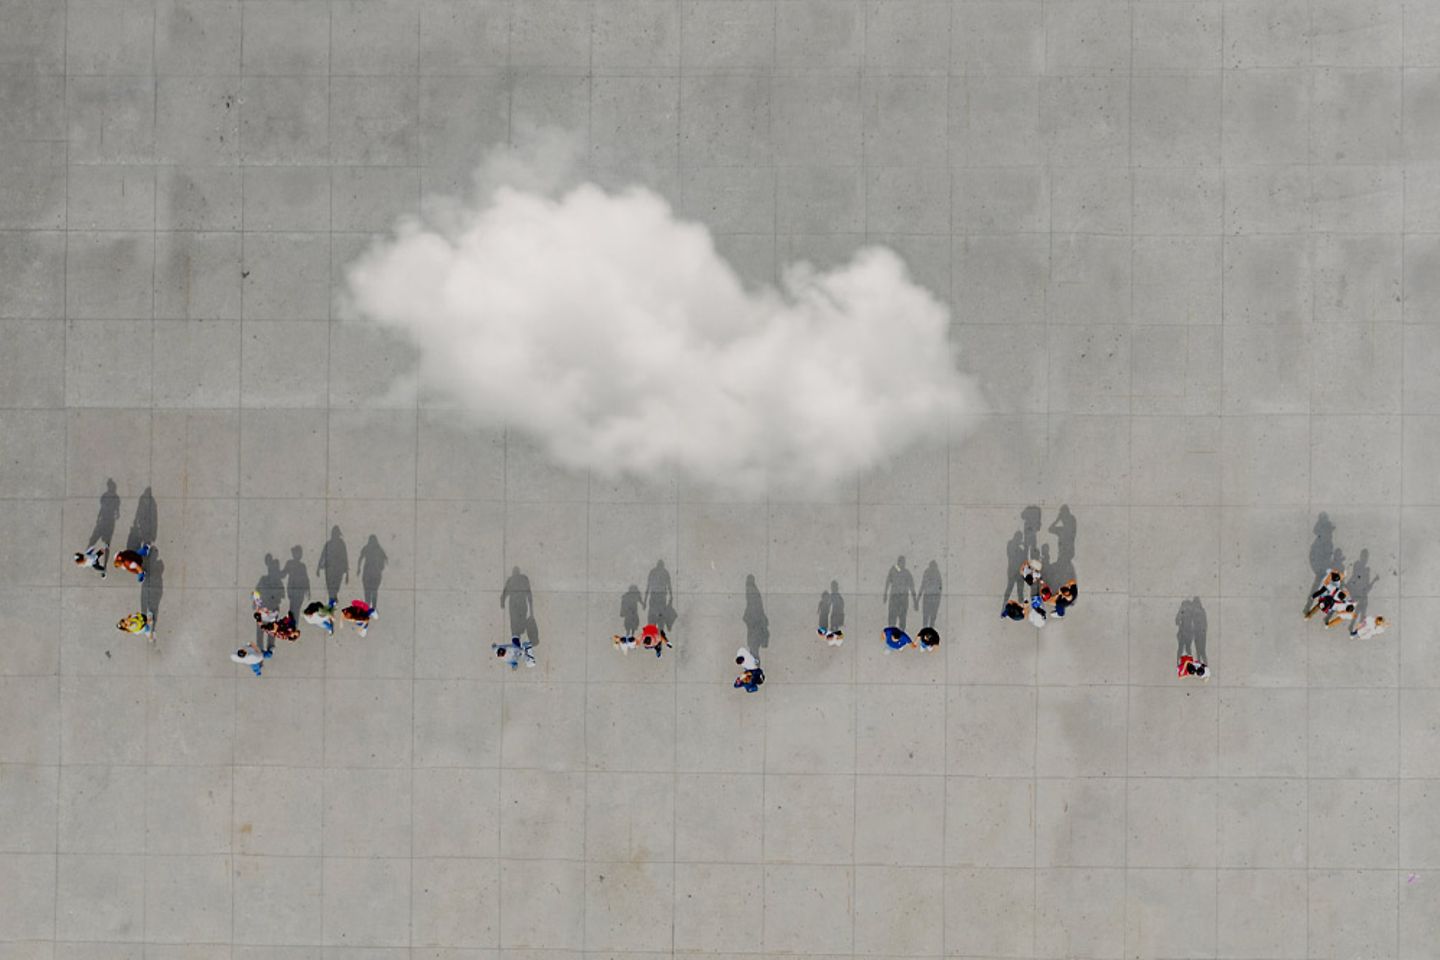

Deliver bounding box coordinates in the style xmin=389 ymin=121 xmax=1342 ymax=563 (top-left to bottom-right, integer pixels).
xmin=343 ymin=131 xmax=980 ymax=497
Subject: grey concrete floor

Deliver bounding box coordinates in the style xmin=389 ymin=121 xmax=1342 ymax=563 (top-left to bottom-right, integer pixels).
xmin=3 ymin=0 xmax=1440 ymax=957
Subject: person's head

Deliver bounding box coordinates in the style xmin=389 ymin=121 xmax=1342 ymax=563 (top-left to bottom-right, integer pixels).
xmin=1375 ymin=616 xmax=1388 ymax=627
xmin=72 ymin=553 xmax=86 ymax=566
xmin=253 ymin=612 xmax=263 ymax=623
xmin=919 ymin=630 xmax=939 ymax=648
xmin=1194 ymin=663 xmax=1209 ymax=678
xmin=495 ymin=647 xmax=507 ymax=658
xmin=236 ymin=648 xmax=247 ymax=658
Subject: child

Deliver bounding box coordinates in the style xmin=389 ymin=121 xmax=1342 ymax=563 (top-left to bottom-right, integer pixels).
xmin=1350 ymin=615 xmax=1388 ymax=640
xmin=1177 ymin=655 xmax=1209 ymax=680
xmin=639 ymin=623 xmax=671 ymax=658
xmin=916 ymin=627 xmax=940 ymax=650
xmin=612 ymin=633 xmax=637 ymax=654
xmin=231 ymin=640 xmax=272 ymax=677
xmin=303 ymin=599 xmax=336 ymax=635
xmin=734 ymin=667 xmax=764 ymax=692
xmin=1027 ymin=596 xmax=1048 ymax=628
xmin=493 ymin=636 xmax=536 ymax=670
xmin=736 ymin=647 xmax=759 ymax=671
xmin=116 ymin=611 xmax=154 ymax=642
xmin=72 ymin=546 xmax=107 ymax=577
xmin=1000 ymin=600 xmax=1026 ymax=621
xmin=339 ymin=600 xmax=376 ymax=637
xmin=112 ymin=542 xmax=152 ymax=582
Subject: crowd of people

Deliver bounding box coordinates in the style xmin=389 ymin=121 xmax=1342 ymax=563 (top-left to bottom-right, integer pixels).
xmin=71 ymin=489 xmax=1396 ymax=690
xmin=1305 ymin=566 xmax=1388 ymax=639
xmin=999 ymin=557 xmax=1079 ymax=628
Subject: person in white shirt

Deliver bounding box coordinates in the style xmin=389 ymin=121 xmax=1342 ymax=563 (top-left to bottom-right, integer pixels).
xmin=493 ymin=636 xmax=536 ymax=670
xmin=72 ymin=546 xmax=107 ymax=577
xmin=231 ymin=640 xmax=272 ymax=677
xmin=1324 ymin=602 xmax=1357 ymax=629
xmin=1350 ymin=615 xmax=1388 ymax=640
xmin=735 ymin=647 xmax=759 ymax=671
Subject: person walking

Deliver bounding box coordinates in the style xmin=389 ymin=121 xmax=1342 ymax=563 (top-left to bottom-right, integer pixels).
xmin=116 ymin=610 xmax=155 ymax=641
xmin=1001 ymin=600 xmax=1026 ymax=621
xmin=112 ymin=542 xmax=152 ymax=582
xmin=1027 ymin=596 xmax=1048 ymax=628
xmin=734 ymin=667 xmax=764 ymax=692
xmin=1350 ymin=615 xmax=1389 ymax=640
xmin=916 ymin=626 xmax=940 ymax=651
xmin=1020 ymin=558 xmax=1043 ymax=593
xmin=73 ymin=546 xmax=107 ymax=577
xmin=1304 ymin=569 xmax=1345 ymax=619
xmin=1324 ymin=601 xmax=1357 ymax=630
xmin=612 ymin=633 xmax=637 ymax=653
xmin=736 ymin=647 xmax=759 ymax=671
xmin=303 ymin=599 xmax=336 ymax=635
xmin=883 ymin=625 xmax=915 ymax=652
xmin=231 ymin=639 xmax=273 ymax=676
xmin=1053 ymin=580 xmax=1079 ymax=617
xmin=493 ymin=635 xmax=536 ymax=669
xmin=639 ymin=622 xmax=671 ymax=658
xmin=339 ymin=600 xmax=377 ymax=637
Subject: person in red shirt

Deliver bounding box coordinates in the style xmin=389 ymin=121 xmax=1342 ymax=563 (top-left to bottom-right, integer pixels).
xmin=639 ymin=622 xmax=671 ymax=658
xmin=1177 ymin=655 xmax=1209 ymax=680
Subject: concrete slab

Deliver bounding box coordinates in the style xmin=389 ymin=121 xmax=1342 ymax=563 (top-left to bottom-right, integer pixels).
xmin=2 ymin=0 xmax=1438 ymax=955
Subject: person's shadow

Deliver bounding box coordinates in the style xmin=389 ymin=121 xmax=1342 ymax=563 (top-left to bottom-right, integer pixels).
xmin=358 ymin=534 xmax=387 ymax=609
xmin=1348 ymin=549 xmax=1379 ymax=623
xmin=126 ymin=486 xmax=158 ymax=552
xmin=619 ymin=584 xmax=643 ymax=637
xmin=743 ymin=573 xmax=769 ymax=650
xmin=883 ymin=555 xmax=916 ymax=630
xmin=1048 ymin=505 xmax=1077 ymax=585
xmin=1308 ymin=512 xmax=1337 ymax=596
xmin=255 ymin=553 xmax=284 ymax=640
xmin=282 ymin=546 xmax=310 ymax=617
xmin=818 ymin=579 xmax=845 ymax=635
xmin=644 ymin=559 xmax=675 ymax=630
xmin=1004 ymin=531 xmax=1027 ymax=601
xmin=141 ymin=547 xmax=164 ymax=627
xmin=919 ymin=560 xmax=943 ymax=630
xmin=317 ymin=526 xmax=348 ymax=603
xmin=88 ymin=479 xmax=120 ymax=549
xmin=1021 ymin=505 xmax=1042 ymax=560
xmin=1175 ymin=597 xmax=1207 ymax=661
xmin=502 ymin=566 xmax=538 ymax=644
